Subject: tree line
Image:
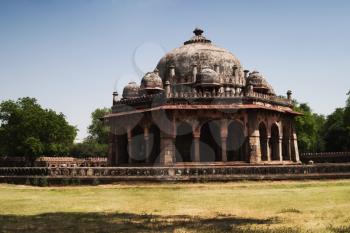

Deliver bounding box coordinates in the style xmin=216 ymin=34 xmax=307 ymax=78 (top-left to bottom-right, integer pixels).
xmin=0 ymin=93 xmax=349 ymax=162
xmin=294 ymin=92 xmax=350 ymax=153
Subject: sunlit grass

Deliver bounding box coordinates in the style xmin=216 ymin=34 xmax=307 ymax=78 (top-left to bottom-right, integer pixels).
xmin=0 ymin=180 xmax=350 ymax=232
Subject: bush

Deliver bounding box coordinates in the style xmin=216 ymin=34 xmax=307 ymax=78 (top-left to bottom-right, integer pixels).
xmin=92 ymin=178 xmax=100 ymax=186
xmin=31 ymin=178 xmax=39 ymax=186
xmin=61 ymin=178 xmax=70 ymax=186
xmin=39 ymin=178 xmax=48 ymax=187
xmin=71 ymin=178 xmax=81 ymax=185
xmin=25 ymin=178 xmax=31 ymax=186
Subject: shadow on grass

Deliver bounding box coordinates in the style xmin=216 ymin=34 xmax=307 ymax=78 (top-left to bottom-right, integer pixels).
xmin=0 ymin=212 xmax=301 ymax=233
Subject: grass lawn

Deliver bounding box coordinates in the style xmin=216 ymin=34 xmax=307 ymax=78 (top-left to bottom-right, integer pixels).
xmin=0 ymin=180 xmax=350 ymax=232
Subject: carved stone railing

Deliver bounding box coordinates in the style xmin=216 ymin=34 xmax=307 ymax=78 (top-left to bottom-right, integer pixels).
xmin=246 ymin=92 xmax=292 ymax=106
xmin=300 ymin=152 xmax=350 ymax=163
xmin=1 ymin=164 xmax=350 ymax=182
xmin=112 ymin=90 xmax=292 ymax=113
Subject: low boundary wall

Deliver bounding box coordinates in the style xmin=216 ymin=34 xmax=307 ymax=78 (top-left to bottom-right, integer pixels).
xmin=1 ymin=163 xmax=350 ymax=184
xmin=300 ymin=152 xmax=350 ymax=163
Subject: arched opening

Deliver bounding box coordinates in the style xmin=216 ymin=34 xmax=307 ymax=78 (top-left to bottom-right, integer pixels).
xmin=282 ymin=126 xmax=291 ymax=161
xmin=259 ymin=122 xmax=268 ymax=161
xmin=227 ymin=121 xmax=247 ymax=161
xmin=149 ymin=124 xmax=161 ymax=164
xmin=200 ymin=121 xmax=221 ymax=162
xmin=175 ymin=122 xmax=193 ymax=162
xmin=117 ymin=133 xmax=129 ymax=164
xmin=270 ymin=123 xmax=280 ymax=161
xmin=130 ymin=125 xmax=146 ymax=163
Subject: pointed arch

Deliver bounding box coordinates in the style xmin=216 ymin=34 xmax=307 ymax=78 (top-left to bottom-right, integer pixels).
xmin=130 ymin=125 xmax=146 ymax=163
xmin=282 ymin=126 xmax=291 ymax=161
xmin=227 ymin=120 xmax=247 ymax=161
xmin=175 ymin=122 xmax=193 ymax=162
xmin=259 ymin=122 xmax=268 ymax=161
xmin=270 ymin=123 xmax=280 ymax=161
xmin=116 ymin=133 xmax=129 ymax=164
xmin=200 ymin=121 xmax=221 ymax=162
xmin=149 ymin=124 xmax=161 ymax=164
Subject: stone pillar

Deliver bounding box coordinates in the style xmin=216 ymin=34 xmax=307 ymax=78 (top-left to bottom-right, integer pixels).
xmin=159 ymin=115 xmax=176 ymax=165
xmin=291 ymin=125 xmax=300 ymax=162
xmin=127 ymin=129 xmax=132 ymax=164
xmin=192 ymin=64 xmax=197 ymax=83
xmin=278 ymin=137 xmax=283 ymax=162
xmin=248 ymin=112 xmax=261 ymax=163
xmin=165 ymin=81 xmax=171 ymax=98
xmin=193 ymin=126 xmax=201 ymax=162
xmin=160 ymin=132 xmax=175 ymax=165
xmin=144 ymin=126 xmax=150 ymax=163
xmin=220 ymin=120 xmax=228 ymax=162
xmin=107 ymin=133 xmax=114 ymax=166
xmin=169 ymin=65 xmax=175 ymax=84
xmin=267 ymin=137 xmax=271 ymax=161
xmin=248 ymin=135 xmax=261 ymax=163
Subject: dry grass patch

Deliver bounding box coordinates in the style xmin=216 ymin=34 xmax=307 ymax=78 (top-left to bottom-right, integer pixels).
xmin=0 ymin=180 xmax=350 ymax=232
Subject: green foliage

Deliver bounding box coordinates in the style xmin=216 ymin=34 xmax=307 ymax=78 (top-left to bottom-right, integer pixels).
xmin=294 ymin=91 xmax=350 ymax=153
xmin=294 ymin=102 xmax=325 ymax=153
xmin=70 ymin=141 xmax=109 ymax=157
xmin=71 ymin=178 xmax=81 ymax=186
xmin=92 ymin=178 xmax=100 ymax=186
xmin=39 ymin=178 xmax=48 ymax=187
xmin=25 ymin=178 xmax=31 ymax=186
xmin=61 ymin=179 xmax=70 ymax=186
xmin=70 ymin=108 xmax=110 ymax=157
xmin=0 ymin=97 xmax=77 ymax=161
xmin=87 ymin=108 xmax=111 ymax=144
xmin=322 ymin=92 xmax=350 ymax=152
xmin=31 ymin=178 xmax=39 ymax=186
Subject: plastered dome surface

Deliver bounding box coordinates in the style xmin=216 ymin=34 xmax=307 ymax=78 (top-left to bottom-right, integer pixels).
xmin=156 ymin=28 xmax=243 ymax=82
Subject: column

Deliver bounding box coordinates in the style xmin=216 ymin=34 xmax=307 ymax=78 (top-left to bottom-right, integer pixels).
xmin=144 ymin=126 xmax=150 ymax=163
xmin=220 ymin=120 xmax=228 ymax=162
xmin=193 ymin=126 xmax=201 ymax=162
xmin=291 ymin=126 xmax=300 ymax=162
xmin=248 ymin=112 xmax=261 ymax=163
xmin=248 ymin=135 xmax=261 ymax=163
xmin=267 ymin=137 xmax=271 ymax=161
xmin=127 ymin=129 xmax=132 ymax=164
xmin=160 ymin=132 xmax=175 ymax=165
xmin=287 ymin=138 xmax=292 ymax=161
xmin=278 ymin=137 xmax=283 ymax=162
xmin=107 ymin=133 xmax=114 ymax=166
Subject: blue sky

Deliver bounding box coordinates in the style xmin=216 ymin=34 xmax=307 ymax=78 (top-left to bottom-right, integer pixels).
xmin=0 ymin=0 xmax=349 ymax=141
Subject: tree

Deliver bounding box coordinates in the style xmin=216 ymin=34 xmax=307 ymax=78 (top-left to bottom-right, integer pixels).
xmin=0 ymin=97 xmax=77 ymax=161
xmin=70 ymin=108 xmax=111 ymax=157
xmin=323 ymin=108 xmax=348 ymax=151
xmin=323 ymin=92 xmax=350 ymax=151
xmin=87 ymin=108 xmax=111 ymax=144
xmin=294 ymin=102 xmax=325 ymax=153
xmin=70 ymin=141 xmax=109 ymax=158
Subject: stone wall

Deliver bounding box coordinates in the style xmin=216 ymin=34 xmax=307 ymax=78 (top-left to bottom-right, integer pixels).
xmin=1 ymin=164 xmax=350 ymax=183
xmin=300 ymin=152 xmax=350 ymax=163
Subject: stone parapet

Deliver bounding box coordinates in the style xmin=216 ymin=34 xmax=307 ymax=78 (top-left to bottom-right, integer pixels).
xmin=1 ymin=164 xmax=350 ymax=182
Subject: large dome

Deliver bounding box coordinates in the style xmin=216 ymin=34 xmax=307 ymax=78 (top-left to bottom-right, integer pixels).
xmin=156 ymin=28 xmax=243 ymax=83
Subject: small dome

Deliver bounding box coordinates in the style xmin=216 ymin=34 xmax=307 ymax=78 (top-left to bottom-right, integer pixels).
xmin=122 ymin=82 xmax=140 ymax=99
xmin=140 ymin=69 xmax=163 ymax=90
xmin=197 ymin=67 xmax=221 ymax=86
xmin=247 ymin=71 xmax=275 ymax=95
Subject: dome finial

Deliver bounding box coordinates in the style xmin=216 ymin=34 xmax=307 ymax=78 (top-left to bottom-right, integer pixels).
xmin=184 ymin=27 xmax=211 ymax=45
xmin=193 ymin=27 xmax=203 ymax=36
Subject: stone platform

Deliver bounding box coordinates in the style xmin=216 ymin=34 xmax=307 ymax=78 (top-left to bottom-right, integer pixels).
xmin=1 ymin=163 xmax=350 ymax=184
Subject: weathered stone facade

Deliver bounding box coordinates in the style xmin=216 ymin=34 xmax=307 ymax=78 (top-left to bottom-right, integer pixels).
xmin=34 ymin=157 xmax=107 ymax=168
xmin=2 ymin=164 xmax=350 ymax=183
xmin=105 ymin=28 xmax=301 ymax=167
